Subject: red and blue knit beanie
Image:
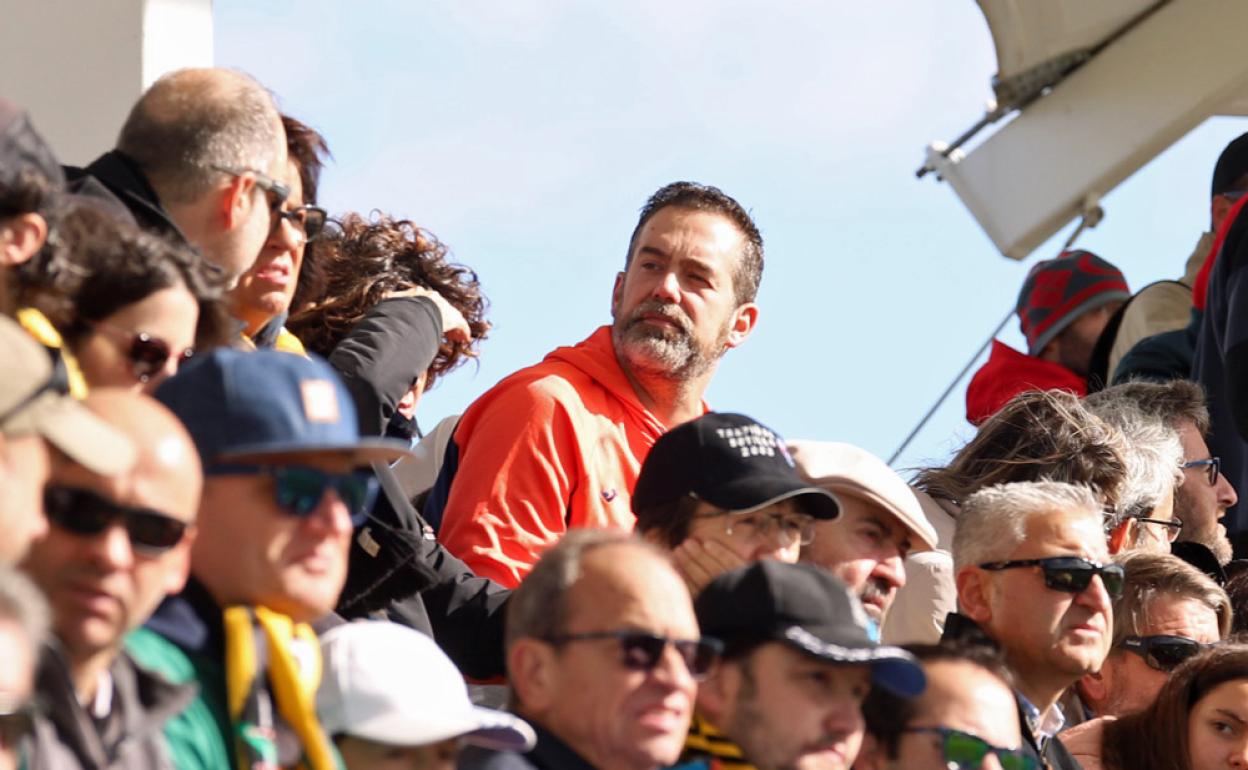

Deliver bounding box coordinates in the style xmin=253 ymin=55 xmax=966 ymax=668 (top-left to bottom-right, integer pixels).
xmin=1016 ymin=249 xmax=1130 ymax=356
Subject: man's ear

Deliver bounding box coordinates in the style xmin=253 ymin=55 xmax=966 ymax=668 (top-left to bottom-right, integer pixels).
xmin=508 ymin=638 xmax=558 ymax=714
xmin=219 ymin=174 xmax=257 ymax=231
xmin=1107 ymin=520 xmax=1133 ymax=555
xmin=723 ymin=302 xmax=759 ymax=350
xmin=610 ymin=271 xmax=625 ymax=319
xmin=955 ymin=567 xmax=993 ymax=625
xmin=0 ymin=213 xmax=49 ymax=266
xmin=1078 ymin=665 xmax=1109 ymax=717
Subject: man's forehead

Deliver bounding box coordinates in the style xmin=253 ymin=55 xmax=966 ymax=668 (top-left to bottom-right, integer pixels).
xmin=1012 ymin=508 xmax=1106 ymax=559
xmin=635 ymin=208 xmax=745 ymax=258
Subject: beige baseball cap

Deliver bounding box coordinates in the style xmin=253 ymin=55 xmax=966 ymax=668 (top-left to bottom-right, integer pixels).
xmin=788 ymin=440 xmax=938 ymax=552
xmin=0 ymin=317 xmax=135 ymax=475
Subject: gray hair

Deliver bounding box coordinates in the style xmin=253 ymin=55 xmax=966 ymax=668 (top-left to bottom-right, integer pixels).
xmin=505 ymin=530 xmax=661 ymax=651
xmin=117 ymin=68 xmax=283 ymax=204
xmin=1086 ymin=380 xmax=1210 ymax=436
xmin=1111 ymin=552 xmax=1231 ymax=647
xmin=1084 ymin=397 xmax=1184 ymax=526
xmin=953 ymin=481 xmax=1104 ymax=571
xmin=0 ymin=566 xmax=49 ymax=658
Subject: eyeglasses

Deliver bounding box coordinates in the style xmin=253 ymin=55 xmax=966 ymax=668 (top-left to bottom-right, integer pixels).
xmin=211 ymin=164 xmax=291 ymax=222
xmin=1121 ymin=635 xmax=1216 ymax=673
xmin=43 ymin=485 xmax=189 ymax=556
xmin=901 ymin=726 xmax=1036 ymax=770
xmin=1183 ymin=457 xmax=1221 ymax=487
xmin=979 ymin=556 xmax=1125 ymax=600
xmin=0 ymin=347 xmax=70 ymax=427
xmin=544 ymin=630 xmax=723 ymax=680
xmin=698 ymin=509 xmax=817 ymax=548
xmin=1135 ymin=516 xmax=1183 ymax=543
xmin=92 ymin=323 xmax=193 ymax=383
xmin=208 ymin=464 xmax=379 ymax=525
xmin=272 ymin=205 xmax=327 ymax=242
xmin=0 ymin=694 xmax=34 ymax=750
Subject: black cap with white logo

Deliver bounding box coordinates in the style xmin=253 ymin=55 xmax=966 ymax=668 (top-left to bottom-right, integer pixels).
xmin=695 ymin=561 xmax=926 ymax=697
xmin=631 ymin=412 xmax=840 ymax=519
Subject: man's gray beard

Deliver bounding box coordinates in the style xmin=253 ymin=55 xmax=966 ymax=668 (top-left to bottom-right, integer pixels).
xmin=612 ymin=317 xmax=724 ymax=381
xmin=1175 ymin=496 xmax=1234 ymax=565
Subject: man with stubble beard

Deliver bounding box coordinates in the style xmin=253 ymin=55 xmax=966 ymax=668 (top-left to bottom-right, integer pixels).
xmin=425 ymin=182 xmax=763 ymax=587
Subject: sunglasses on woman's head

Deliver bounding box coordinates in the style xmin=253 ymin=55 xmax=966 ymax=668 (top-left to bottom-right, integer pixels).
xmin=92 ymin=323 xmax=193 ymax=383
xmin=979 ymin=556 xmax=1125 ymax=599
xmin=1121 ymin=635 xmax=1215 ymax=672
xmin=543 ymin=630 xmax=723 ymax=680
xmin=901 ymin=726 xmax=1036 ymax=770
xmin=43 ymin=485 xmax=189 ymax=555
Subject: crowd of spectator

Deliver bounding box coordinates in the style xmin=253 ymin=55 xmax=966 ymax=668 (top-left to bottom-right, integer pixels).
xmin=6 ymin=65 xmax=1248 ymax=770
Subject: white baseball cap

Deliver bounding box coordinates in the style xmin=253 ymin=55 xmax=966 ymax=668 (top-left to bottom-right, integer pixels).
xmin=317 ymin=621 xmax=536 ymax=751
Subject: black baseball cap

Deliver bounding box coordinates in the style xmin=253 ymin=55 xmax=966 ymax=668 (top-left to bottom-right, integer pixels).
xmin=631 ymin=412 xmax=840 ymax=520
xmin=695 ymin=561 xmax=925 ymax=697
xmin=1212 ymin=132 xmax=1248 ymax=197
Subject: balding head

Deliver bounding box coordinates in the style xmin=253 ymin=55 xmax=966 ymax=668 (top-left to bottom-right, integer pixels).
xmin=21 ymin=389 xmax=200 ymax=670
xmin=118 ymin=68 xmax=284 ymax=206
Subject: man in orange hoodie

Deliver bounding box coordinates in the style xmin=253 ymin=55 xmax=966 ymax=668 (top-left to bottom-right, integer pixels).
xmin=425 ymin=182 xmax=763 ymax=586
xmin=966 ymin=250 xmax=1130 ymax=425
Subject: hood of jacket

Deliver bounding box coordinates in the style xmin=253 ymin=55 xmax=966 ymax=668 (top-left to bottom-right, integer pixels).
xmin=965 ymin=339 xmax=1086 ymax=425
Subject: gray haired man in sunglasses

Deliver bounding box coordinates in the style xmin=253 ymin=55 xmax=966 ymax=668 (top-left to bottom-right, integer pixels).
xmin=946 ymin=480 xmax=1118 ymax=770
xmin=19 ymin=390 xmax=201 ymax=770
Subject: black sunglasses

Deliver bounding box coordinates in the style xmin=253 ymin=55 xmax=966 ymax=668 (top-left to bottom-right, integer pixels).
xmin=93 ymin=323 xmax=193 ymax=383
xmin=0 ymin=695 xmax=34 ymax=749
xmin=1183 ymin=457 xmax=1221 ymax=487
xmin=901 ymin=726 xmax=1037 ymax=770
xmin=43 ymin=485 xmax=188 ymax=556
xmin=545 ymin=630 xmax=723 ymax=680
xmin=1121 ymin=635 xmax=1216 ymax=673
xmin=207 ymin=464 xmax=379 ymax=526
xmin=0 ymin=347 xmax=70 ymax=426
xmin=272 ymin=205 xmax=327 ymax=242
xmin=979 ymin=556 xmax=1125 ymax=599
xmin=211 ymin=164 xmax=291 ymax=221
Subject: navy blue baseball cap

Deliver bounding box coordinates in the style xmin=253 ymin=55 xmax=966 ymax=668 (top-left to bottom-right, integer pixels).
xmin=154 ymin=348 xmax=412 ymax=467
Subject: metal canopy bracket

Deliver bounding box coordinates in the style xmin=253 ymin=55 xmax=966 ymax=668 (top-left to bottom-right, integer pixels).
xmin=923 ymin=0 xmax=1248 ymax=261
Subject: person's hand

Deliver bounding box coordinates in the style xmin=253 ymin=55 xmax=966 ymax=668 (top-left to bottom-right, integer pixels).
xmin=385 ymin=286 xmax=471 ymax=343
xmin=672 ymin=537 xmax=749 ymax=595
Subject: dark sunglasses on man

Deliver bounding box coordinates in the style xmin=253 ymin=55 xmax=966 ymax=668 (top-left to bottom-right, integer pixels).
xmin=207 ymin=464 xmax=380 ymax=526
xmin=544 ymin=630 xmax=723 ymax=680
xmin=979 ymin=556 xmax=1125 ymax=600
xmin=210 ymin=163 xmax=291 ymax=225
xmin=900 ymin=726 xmax=1037 ymax=770
xmin=43 ymin=485 xmax=188 ymax=556
xmin=272 ymin=205 xmax=328 ymax=242
xmin=91 ymin=323 xmax=193 ymax=383
xmin=1121 ymin=634 xmax=1217 ymax=673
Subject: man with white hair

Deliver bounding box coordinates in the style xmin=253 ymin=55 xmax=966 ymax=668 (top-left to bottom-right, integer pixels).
xmin=1084 ymin=393 xmax=1186 ymax=554
xmin=68 ymin=68 xmax=289 ymax=285
xmin=945 ymin=480 xmax=1119 ymax=770
xmin=790 ymin=441 xmax=938 ymax=636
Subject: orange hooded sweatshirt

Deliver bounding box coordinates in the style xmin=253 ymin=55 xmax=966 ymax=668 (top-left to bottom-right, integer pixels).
xmin=435 ymin=326 xmax=701 ymax=587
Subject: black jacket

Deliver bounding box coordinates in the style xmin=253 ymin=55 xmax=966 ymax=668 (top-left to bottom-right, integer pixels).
xmin=941 ymin=613 xmax=1085 ymax=770
xmin=64 ymin=151 xmax=189 ymax=244
xmin=25 ymin=642 xmax=195 ymax=770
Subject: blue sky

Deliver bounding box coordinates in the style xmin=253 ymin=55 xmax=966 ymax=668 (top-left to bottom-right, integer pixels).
xmin=215 ymin=1 xmax=1248 ymax=475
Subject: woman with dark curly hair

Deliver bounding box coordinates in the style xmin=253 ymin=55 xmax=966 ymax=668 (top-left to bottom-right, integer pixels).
xmin=288 ymin=212 xmax=487 ymax=439
xmin=17 ymin=204 xmax=230 ymax=393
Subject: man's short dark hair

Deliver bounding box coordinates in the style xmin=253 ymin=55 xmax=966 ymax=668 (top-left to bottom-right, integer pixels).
xmin=625 ymin=181 xmax=763 ymax=305
xmin=1085 ymin=379 xmax=1211 ymax=436
xmin=862 ymin=643 xmax=1012 ymax=759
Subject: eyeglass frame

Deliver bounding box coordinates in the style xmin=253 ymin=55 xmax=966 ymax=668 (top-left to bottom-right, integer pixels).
xmin=693 ymin=505 xmax=817 ymax=548
xmin=1134 ymin=516 xmax=1184 ymax=543
xmin=272 ymin=204 xmax=328 ymax=242
xmin=209 ymin=163 xmax=291 ymax=224
xmin=899 ymin=725 xmax=1037 ymax=770
xmin=1182 ymin=457 xmax=1221 ymax=487
xmin=542 ymin=629 xmax=724 ymax=680
xmin=42 ymin=484 xmax=190 ymax=556
xmin=978 ymin=555 xmax=1125 ymax=600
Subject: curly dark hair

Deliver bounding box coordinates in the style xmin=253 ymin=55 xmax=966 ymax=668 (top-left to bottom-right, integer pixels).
xmin=282 ymin=114 xmax=331 ymax=315
xmin=287 ymin=213 xmax=489 ymax=389
xmin=15 ymin=203 xmax=232 ymax=351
